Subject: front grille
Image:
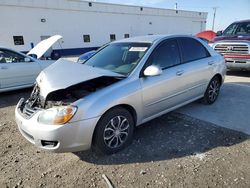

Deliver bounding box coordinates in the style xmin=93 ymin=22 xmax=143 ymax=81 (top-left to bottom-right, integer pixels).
xmin=214 ymin=43 xmax=249 ymax=55
xmin=19 ymin=84 xmax=42 ymax=119
xmin=22 ymin=105 xmax=39 ymax=118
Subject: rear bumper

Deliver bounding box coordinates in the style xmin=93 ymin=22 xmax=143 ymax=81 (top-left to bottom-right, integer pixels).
xmin=225 ymin=58 xmax=250 ymax=70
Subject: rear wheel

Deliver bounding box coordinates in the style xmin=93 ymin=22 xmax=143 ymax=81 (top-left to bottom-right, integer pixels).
xmin=93 ymin=107 xmax=134 ymax=155
xmin=202 ymin=76 xmax=221 ymax=104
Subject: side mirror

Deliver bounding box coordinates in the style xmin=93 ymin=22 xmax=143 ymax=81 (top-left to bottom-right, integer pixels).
xmin=24 ymin=57 xmax=31 ymax=62
xmin=216 ymin=30 xmax=223 ymax=36
xmin=144 ymin=65 xmax=162 ymax=77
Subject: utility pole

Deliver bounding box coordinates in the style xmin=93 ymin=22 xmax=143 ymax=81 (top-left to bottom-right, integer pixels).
xmin=212 ymin=7 xmax=218 ymax=31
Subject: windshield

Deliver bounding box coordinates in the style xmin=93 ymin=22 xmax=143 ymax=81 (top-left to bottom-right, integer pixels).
xmin=84 ymin=42 xmax=151 ymax=75
xmin=223 ymin=22 xmax=250 ymax=35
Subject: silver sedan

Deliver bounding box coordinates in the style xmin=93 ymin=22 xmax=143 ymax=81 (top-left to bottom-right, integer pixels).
xmin=15 ymin=35 xmax=226 ymax=154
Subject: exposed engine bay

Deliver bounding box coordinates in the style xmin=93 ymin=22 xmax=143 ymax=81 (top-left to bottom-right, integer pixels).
xmin=25 ymin=76 xmax=123 ymax=110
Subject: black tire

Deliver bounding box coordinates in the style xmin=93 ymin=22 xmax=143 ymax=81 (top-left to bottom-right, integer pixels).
xmin=93 ymin=107 xmax=134 ymax=155
xmin=202 ymin=76 xmax=221 ymax=105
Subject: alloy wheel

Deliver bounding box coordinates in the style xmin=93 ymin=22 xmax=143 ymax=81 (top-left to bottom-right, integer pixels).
xmin=208 ymin=79 xmax=220 ymax=102
xmin=103 ymin=116 xmax=130 ymax=149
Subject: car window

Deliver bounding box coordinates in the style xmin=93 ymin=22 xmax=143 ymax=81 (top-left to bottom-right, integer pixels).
xmin=178 ymin=37 xmax=210 ymax=63
xmin=235 ymin=22 xmax=250 ymax=35
xmin=0 ymin=49 xmax=26 ymax=63
xmin=223 ymin=23 xmax=238 ymax=35
xmin=85 ymin=42 xmax=151 ymax=75
xmin=223 ymin=22 xmax=250 ymax=35
xmin=147 ymin=39 xmax=181 ymax=69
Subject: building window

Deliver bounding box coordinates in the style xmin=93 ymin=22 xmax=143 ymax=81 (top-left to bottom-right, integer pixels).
xmin=89 ymin=2 xmax=92 ymax=7
xmin=110 ymin=34 xmax=116 ymax=42
xmin=140 ymin=7 xmax=143 ymax=11
xmin=124 ymin=34 xmax=130 ymax=38
xmin=83 ymin=35 xmax=90 ymax=43
xmin=13 ymin=36 xmax=24 ymax=45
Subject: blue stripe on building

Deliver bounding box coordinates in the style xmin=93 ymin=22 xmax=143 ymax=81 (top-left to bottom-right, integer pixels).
xmin=22 ymin=46 xmax=100 ymax=58
xmin=53 ymin=47 xmax=99 ymax=56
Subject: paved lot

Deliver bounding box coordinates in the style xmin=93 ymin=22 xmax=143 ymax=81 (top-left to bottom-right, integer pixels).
xmin=178 ymin=71 xmax=250 ymax=135
xmin=0 ymin=71 xmax=250 ymax=188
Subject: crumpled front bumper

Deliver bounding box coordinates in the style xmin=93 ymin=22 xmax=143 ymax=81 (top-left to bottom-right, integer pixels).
xmin=15 ymin=99 xmax=100 ymax=153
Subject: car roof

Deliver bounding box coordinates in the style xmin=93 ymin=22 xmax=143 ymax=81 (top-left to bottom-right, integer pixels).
xmin=233 ymin=19 xmax=250 ymax=24
xmin=113 ymin=35 xmax=168 ymax=44
xmin=112 ymin=34 xmax=194 ymax=44
xmin=0 ymin=47 xmax=11 ymax=50
xmin=0 ymin=47 xmax=30 ymax=57
xmin=0 ymin=47 xmax=23 ymax=53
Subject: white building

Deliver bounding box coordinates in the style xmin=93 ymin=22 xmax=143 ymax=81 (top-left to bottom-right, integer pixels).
xmin=0 ymin=0 xmax=207 ymax=56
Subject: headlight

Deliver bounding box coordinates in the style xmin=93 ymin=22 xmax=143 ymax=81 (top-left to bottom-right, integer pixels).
xmin=38 ymin=106 xmax=77 ymax=125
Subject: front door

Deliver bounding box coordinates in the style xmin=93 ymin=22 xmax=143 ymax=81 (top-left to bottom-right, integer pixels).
xmin=140 ymin=39 xmax=186 ymax=119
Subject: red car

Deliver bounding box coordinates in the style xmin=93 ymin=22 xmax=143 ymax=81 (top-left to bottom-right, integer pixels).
xmin=196 ymin=30 xmax=216 ymax=43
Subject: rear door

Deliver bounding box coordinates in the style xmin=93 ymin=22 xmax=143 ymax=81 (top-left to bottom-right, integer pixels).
xmin=0 ymin=49 xmax=41 ymax=89
xmin=176 ymin=37 xmax=215 ymax=100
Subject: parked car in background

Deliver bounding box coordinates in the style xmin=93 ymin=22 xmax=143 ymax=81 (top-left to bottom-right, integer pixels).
xmin=196 ymin=30 xmax=216 ymax=44
xmin=77 ymin=50 xmax=96 ymax=63
xmin=0 ymin=35 xmax=62 ymax=92
xmin=212 ymin=20 xmax=250 ymax=71
xmin=15 ymin=35 xmax=226 ymax=155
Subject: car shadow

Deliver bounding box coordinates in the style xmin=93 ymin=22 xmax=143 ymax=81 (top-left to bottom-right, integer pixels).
xmin=74 ymin=112 xmax=249 ymax=165
xmin=0 ymin=88 xmax=31 ymax=108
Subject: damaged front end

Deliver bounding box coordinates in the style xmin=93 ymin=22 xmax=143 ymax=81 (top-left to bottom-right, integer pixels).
xmin=19 ymin=76 xmax=123 ymax=119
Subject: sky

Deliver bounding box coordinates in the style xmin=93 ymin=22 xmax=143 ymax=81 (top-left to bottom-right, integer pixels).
xmin=92 ymin=0 xmax=250 ymax=31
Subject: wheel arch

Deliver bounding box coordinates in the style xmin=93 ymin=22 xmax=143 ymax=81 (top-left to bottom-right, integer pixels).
xmin=213 ymin=73 xmax=223 ymax=85
xmin=99 ymin=104 xmax=137 ymax=126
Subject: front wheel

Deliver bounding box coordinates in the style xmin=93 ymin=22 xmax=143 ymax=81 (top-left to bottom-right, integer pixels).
xmin=202 ymin=76 xmax=221 ymax=105
xmin=93 ymin=107 xmax=134 ymax=155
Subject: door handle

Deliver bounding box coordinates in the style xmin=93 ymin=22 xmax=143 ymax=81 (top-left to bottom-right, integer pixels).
xmin=176 ymin=70 xmax=184 ymax=76
xmin=208 ymin=61 xmax=215 ymax=65
xmin=0 ymin=66 xmax=8 ymax=70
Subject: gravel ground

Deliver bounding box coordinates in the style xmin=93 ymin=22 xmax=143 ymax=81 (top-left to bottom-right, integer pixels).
xmin=0 ymin=89 xmax=250 ymax=188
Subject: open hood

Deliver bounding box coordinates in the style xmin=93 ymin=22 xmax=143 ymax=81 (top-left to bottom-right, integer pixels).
xmin=27 ymin=35 xmax=62 ymax=59
xmin=36 ymin=59 xmax=124 ymax=98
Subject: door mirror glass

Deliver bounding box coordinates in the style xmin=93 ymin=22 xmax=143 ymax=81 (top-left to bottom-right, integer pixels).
xmin=24 ymin=57 xmax=31 ymax=62
xmin=144 ymin=65 xmax=162 ymax=77
xmin=216 ymin=30 xmax=223 ymax=36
